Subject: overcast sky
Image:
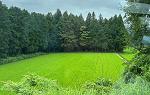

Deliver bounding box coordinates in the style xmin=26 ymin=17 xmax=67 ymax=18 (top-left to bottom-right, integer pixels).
xmin=1 ymin=0 xmax=124 ymax=18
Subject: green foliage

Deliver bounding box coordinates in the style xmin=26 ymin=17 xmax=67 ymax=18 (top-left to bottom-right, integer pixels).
xmin=0 ymin=1 xmax=128 ymax=61
xmin=119 ymin=47 xmax=138 ymax=61
xmin=83 ymin=78 xmax=113 ymax=95
xmin=0 ymin=1 xmax=10 ymax=58
xmin=0 ymin=74 xmax=100 ymax=95
xmin=123 ymin=47 xmax=138 ymax=54
xmin=8 ymin=7 xmax=27 ymax=55
xmin=127 ymin=0 xmax=150 ymax=4
xmin=79 ymin=26 xmax=91 ymax=51
xmin=1 ymin=74 xmax=112 ymax=95
xmin=144 ymin=69 xmax=150 ymax=82
xmin=111 ymin=77 xmax=150 ymax=95
xmin=124 ymin=0 xmax=150 ymax=84
xmin=2 ymin=74 xmax=150 ymax=95
xmin=124 ymin=48 xmax=150 ymax=83
xmin=59 ymin=12 xmax=78 ymax=51
xmin=1 ymin=73 xmax=59 ymax=95
xmin=126 ymin=14 xmax=143 ymax=49
xmin=0 ymin=30 xmax=9 ymax=58
xmin=23 ymin=12 xmax=49 ymax=53
xmin=125 ymin=0 xmax=150 ymax=49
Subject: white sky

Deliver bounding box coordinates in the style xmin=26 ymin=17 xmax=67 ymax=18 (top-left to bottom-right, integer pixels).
xmin=1 ymin=0 xmax=124 ymax=18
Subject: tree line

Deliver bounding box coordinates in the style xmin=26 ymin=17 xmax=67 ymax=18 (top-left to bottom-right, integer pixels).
xmin=0 ymin=1 xmax=128 ymax=58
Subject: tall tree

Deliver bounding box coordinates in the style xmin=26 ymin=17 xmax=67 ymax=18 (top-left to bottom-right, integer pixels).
xmin=86 ymin=12 xmax=92 ymax=29
xmin=52 ymin=9 xmax=63 ymax=51
xmin=79 ymin=26 xmax=91 ymax=51
xmin=23 ymin=13 xmax=48 ymax=53
xmin=0 ymin=0 xmax=129 ymax=58
xmin=59 ymin=11 xmax=78 ymax=51
xmin=8 ymin=7 xmax=24 ymax=56
xmin=0 ymin=1 xmax=10 ymax=58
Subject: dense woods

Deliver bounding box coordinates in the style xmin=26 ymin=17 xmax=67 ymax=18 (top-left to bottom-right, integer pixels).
xmin=0 ymin=1 xmax=128 ymax=59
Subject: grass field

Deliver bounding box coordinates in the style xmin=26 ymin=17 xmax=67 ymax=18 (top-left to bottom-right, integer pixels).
xmin=0 ymin=53 xmax=124 ymax=94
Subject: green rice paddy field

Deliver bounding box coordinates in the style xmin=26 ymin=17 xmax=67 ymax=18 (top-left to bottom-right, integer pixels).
xmin=0 ymin=53 xmax=134 ymax=94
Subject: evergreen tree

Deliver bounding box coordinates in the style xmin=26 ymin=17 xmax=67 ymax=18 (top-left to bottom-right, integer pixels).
xmin=0 ymin=0 xmax=129 ymax=58
xmin=86 ymin=12 xmax=92 ymax=29
xmin=8 ymin=7 xmax=23 ymax=56
xmin=52 ymin=9 xmax=63 ymax=51
xmin=23 ymin=13 xmax=48 ymax=53
xmin=59 ymin=11 xmax=78 ymax=51
xmin=0 ymin=2 xmax=10 ymax=58
xmin=79 ymin=26 xmax=91 ymax=51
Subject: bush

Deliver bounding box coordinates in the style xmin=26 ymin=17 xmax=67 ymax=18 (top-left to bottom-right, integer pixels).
xmin=111 ymin=77 xmax=150 ymax=95
xmin=144 ymin=69 xmax=150 ymax=82
xmin=1 ymin=73 xmax=97 ymax=95
xmin=1 ymin=73 xmax=59 ymax=95
xmin=124 ymin=48 xmax=150 ymax=83
xmin=3 ymin=74 xmax=150 ymax=95
xmin=83 ymin=78 xmax=113 ymax=95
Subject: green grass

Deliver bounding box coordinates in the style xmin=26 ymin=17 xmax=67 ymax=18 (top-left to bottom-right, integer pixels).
xmin=120 ymin=47 xmax=138 ymax=61
xmin=0 ymin=53 xmax=124 ymax=94
xmin=120 ymin=53 xmax=135 ymax=61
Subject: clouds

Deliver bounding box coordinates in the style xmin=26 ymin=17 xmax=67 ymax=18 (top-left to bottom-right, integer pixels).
xmin=2 ymin=0 xmax=123 ymax=18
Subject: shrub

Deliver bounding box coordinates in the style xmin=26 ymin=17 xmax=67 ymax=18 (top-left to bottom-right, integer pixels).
xmin=4 ymin=74 xmax=150 ymax=95
xmin=83 ymin=78 xmax=113 ymax=95
xmin=1 ymin=73 xmax=97 ymax=95
xmin=111 ymin=77 xmax=150 ymax=95
xmin=1 ymin=73 xmax=59 ymax=95
xmin=144 ymin=69 xmax=150 ymax=82
xmin=124 ymin=48 xmax=150 ymax=83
